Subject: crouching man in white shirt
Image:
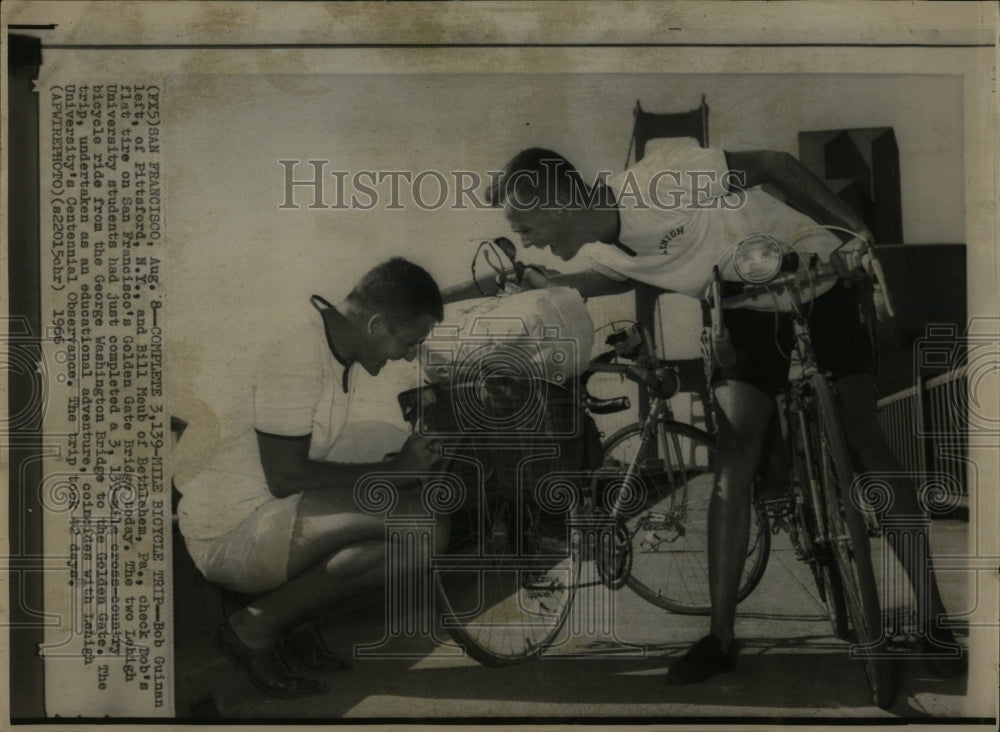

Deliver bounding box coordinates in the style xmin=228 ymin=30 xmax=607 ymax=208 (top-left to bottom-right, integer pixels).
xmin=177 ymin=257 xmax=447 ymax=697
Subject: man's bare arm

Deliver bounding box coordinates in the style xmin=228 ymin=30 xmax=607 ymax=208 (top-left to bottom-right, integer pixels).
xmin=440 ymin=276 xmax=501 ymax=304
xmin=542 ymin=269 xmax=639 ymax=298
xmin=441 ymin=264 xmax=611 ymax=303
xmin=725 ymin=150 xmax=874 ymax=241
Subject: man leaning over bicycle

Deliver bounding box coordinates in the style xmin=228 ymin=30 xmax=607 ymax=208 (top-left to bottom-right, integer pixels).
xmin=441 ymin=140 xmax=965 ymax=685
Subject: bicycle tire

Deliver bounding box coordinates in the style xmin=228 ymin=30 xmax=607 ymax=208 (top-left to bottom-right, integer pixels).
xmin=433 ymin=483 xmax=581 ymax=667
xmin=601 ymin=420 xmax=770 ymax=615
xmin=811 ymin=376 xmax=896 ymax=709
xmin=787 ymin=407 xmax=851 ymax=641
xmin=816 ymin=557 xmax=851 ymax=641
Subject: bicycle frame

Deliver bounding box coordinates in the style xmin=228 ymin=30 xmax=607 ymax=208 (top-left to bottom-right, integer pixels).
xmin=583 ymin=327 xmax=690 ymax=519
xmin=590 ymin=323 xmax=770 ymax=609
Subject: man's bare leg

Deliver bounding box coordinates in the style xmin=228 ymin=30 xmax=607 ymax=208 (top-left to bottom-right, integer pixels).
xmin=229 ymin=486 xmax=448 ymax=648
xmin=836 ymin=374 xmax=961 ymax=664
xmin=708 ymin=380 xmax=774 ymax=650
xmin=229 ymin=538 xmax=388 ymax=649
xmin=668 ymin=379 xmax=772 ymax=683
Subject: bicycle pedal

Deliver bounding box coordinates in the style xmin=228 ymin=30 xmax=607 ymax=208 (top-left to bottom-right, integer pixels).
xmin=523 ymin=574 xmax=559 ymax=591
xmin=768 ymin=517 xmax=791 ymax=536
xmin=759 ymin=497 xmax=794 ymax=535
xmin=533 ymin=535 xmax=570 ymax=555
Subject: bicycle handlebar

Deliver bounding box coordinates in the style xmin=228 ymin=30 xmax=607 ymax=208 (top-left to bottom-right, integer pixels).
xmin=467 ymin=231 xmax=894 ymax=419
xmin=717 ymin=240 xmax=895 ymax=322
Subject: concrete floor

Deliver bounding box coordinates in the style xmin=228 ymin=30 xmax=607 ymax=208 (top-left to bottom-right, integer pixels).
xmin=173 ymin=516 xmax=994 ymax=724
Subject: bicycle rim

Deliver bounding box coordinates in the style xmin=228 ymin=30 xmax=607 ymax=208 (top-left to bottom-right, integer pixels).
xmin=602 ymin=420 xmax=770 ymax=615
xmin=813 ymin=377 xmax=895 ymax=709
xmin=815 ymin=556 xmax=850 ymax=641
xmin=434 ymin=497 xmax=580 ymax=667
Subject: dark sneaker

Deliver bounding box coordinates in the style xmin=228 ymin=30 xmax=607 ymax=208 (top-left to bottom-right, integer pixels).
xmin=666 ymin=634 xmax=737 ymax=685
xmin=215 ymin=620 xmax=328 ymax=698
xmin=280 ymin=624 xmax=353 ymax=674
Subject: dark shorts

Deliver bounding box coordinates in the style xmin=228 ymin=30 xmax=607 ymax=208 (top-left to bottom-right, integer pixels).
xmin=714 ymin=281 xmax=874 ymax=397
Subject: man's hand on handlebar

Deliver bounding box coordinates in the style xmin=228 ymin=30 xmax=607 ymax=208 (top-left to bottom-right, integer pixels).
xmin=829 ymin=235 xmax=896 ymax=322
xmin=517 ymin=266 xmax=551 ymax=291
xmin=830 ymin=236 xmax=875 ymax=280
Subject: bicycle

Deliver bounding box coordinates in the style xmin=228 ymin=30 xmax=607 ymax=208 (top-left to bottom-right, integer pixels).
xmin=699 ymin=229 xmax=897 ymax=708
xmin=395 ymin=239 xmax=768 ymax=666
xmin=468 ymin=237 xmax=773 ymax=614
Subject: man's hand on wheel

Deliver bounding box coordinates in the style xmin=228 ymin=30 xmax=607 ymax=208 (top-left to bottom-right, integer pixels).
xmin=391 ymin=434 xmax=442 ymax=473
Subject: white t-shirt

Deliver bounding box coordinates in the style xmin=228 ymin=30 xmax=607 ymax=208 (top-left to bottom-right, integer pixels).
xmin=579 ymin=140 xmax=843 ymax=307
xmin=177 ymin=305 xmax=356 ymax=540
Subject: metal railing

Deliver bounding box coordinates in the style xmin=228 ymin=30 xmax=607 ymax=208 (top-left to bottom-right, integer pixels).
xmin=877 ymin=366 xmax=968 ymax=490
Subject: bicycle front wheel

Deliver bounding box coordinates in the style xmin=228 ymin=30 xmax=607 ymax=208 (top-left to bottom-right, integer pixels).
xmin=788 ymin=414 xmax=851 ymax=640
xmin=815 ymin=553 xmax=851 ymax=641
xmin=434 ymin=495 xmax=580 ymax=667
xmin=601 ymin=420 xmax=770 ymax=614
xmin=812 ymin=376 xmax=895 ymax=709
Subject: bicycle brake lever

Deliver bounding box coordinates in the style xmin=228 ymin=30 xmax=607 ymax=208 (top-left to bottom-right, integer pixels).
xmin=830 ymin=239 xmax=896 ymax=322
xmin=488 ymin=237 xmax=524 ymax=294
xmin=493 ymin=236 xmax=517 ymax=261
xmin=867 ymin=254 xmax=896 ymax=321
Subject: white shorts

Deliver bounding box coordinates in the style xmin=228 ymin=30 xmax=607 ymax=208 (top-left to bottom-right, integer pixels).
xmin=183 ymin=493 xmax=302 ymax=594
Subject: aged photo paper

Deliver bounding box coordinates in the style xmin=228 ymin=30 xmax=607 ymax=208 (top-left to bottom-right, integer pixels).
xmin=2 ymin=1 xmax=998 ymax=729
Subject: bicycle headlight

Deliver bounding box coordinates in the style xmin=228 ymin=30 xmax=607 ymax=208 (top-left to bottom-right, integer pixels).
xmin=734 ymin=233 xmax=784 ymax=284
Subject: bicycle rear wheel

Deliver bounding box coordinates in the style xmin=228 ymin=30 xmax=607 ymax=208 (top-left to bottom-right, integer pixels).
xmin=601 ymin=420 xmax=770 ymax=614
xmin=811 ymin=376 xmax=895 ymax=709
xmin=434 ymin=491 xmax=580 ymax=667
